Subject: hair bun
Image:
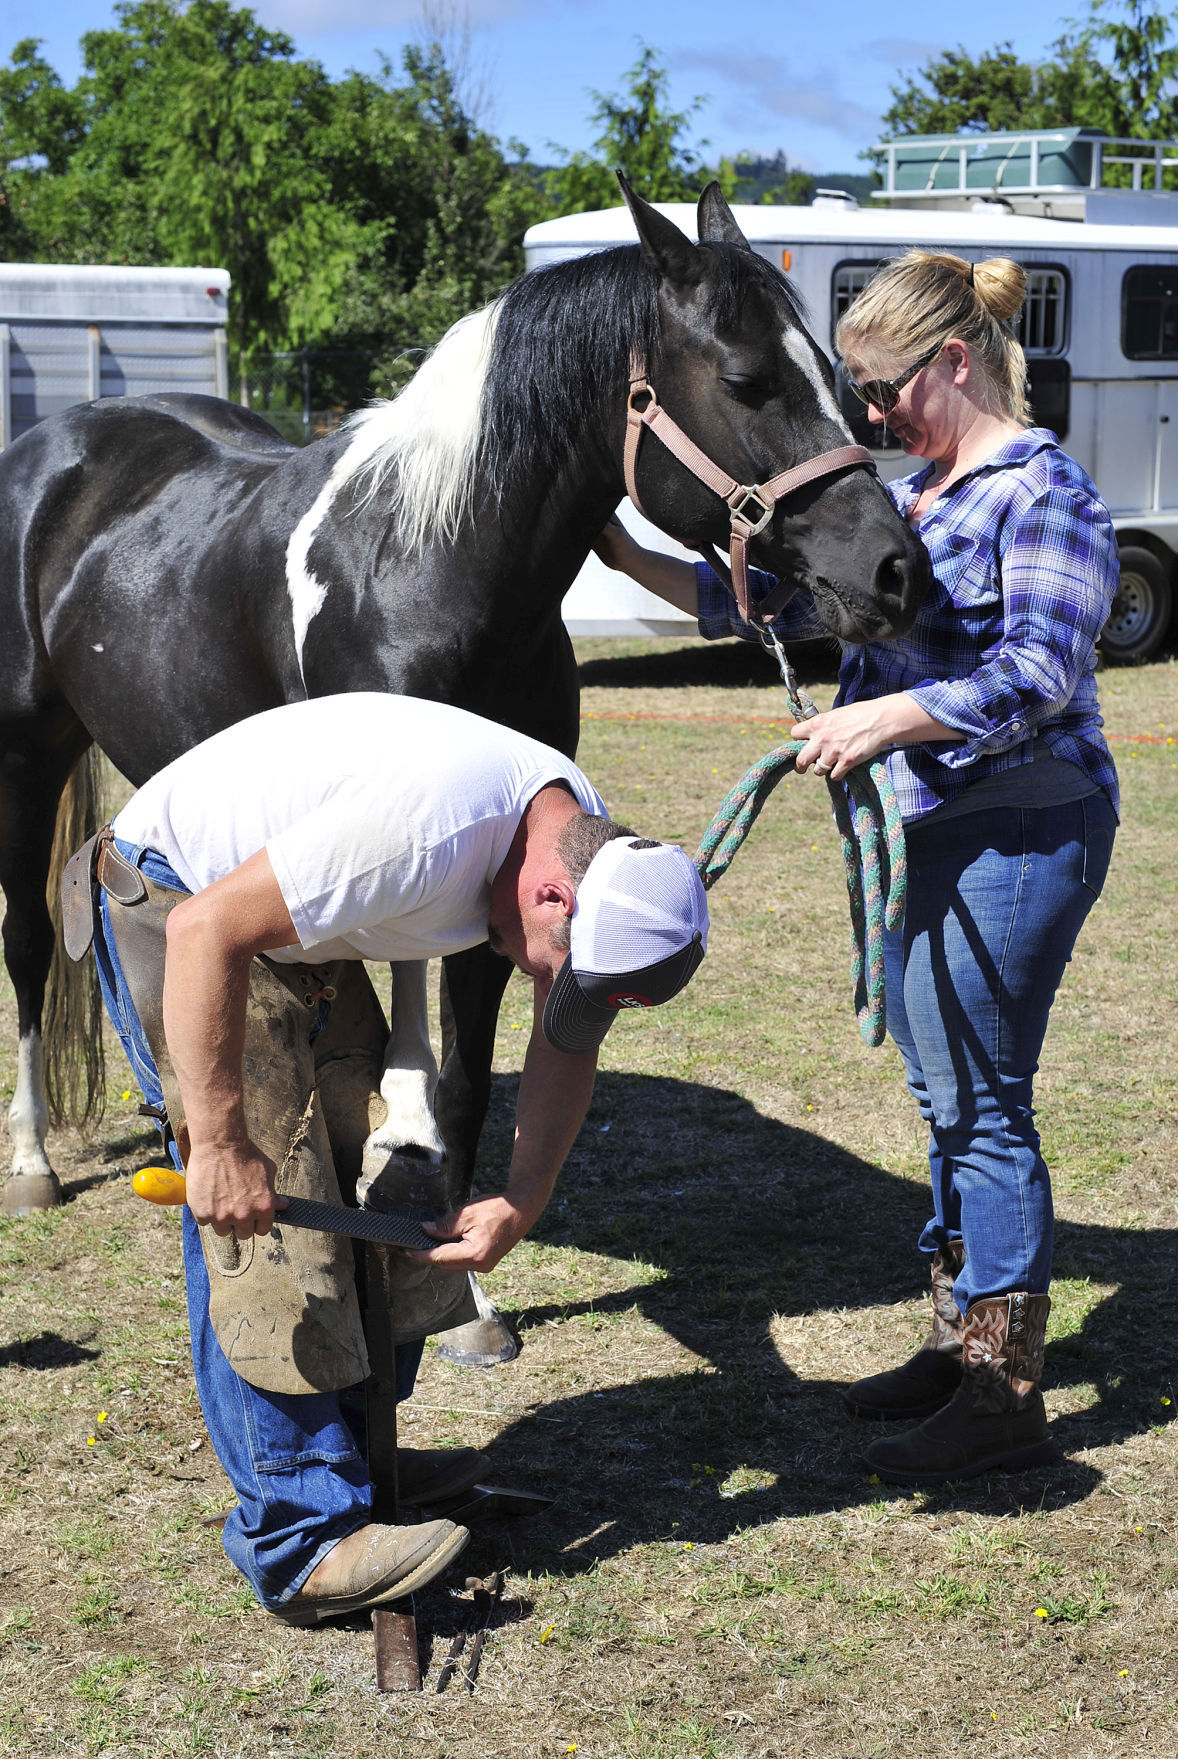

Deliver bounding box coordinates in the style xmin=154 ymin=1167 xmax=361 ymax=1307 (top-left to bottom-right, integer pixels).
xmin=972 ymin=257 xmax=1026 ymax=325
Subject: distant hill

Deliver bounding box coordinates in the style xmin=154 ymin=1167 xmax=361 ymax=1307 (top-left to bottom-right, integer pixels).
xmin=730 ymin=154 xmax=877 ymax=206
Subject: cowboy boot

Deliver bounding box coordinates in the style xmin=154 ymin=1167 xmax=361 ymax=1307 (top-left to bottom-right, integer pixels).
xmin=843 ymin=1239 xmax=966 ymax=1420
xmin=863 ymin=1291 xmax=1053 ymax=1485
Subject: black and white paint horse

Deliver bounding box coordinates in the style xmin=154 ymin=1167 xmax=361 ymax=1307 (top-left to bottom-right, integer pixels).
xmin=0 ymin=182 xmax=928 ymax=1248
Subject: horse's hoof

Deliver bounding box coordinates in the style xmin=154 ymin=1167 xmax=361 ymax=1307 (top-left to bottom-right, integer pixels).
xmin=2 ymin=1170 xmax=64 ymax=1216
xmin=436 ymin=1314 xmax=519 ymax=1368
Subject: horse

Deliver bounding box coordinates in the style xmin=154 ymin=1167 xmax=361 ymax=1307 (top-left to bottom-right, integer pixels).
xmin=0 ymin=180 xmax=929 ymax=1269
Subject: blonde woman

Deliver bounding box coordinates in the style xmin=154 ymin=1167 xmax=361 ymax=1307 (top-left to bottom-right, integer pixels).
xmin=596 ymin=250 xmax=1120 ymax=1485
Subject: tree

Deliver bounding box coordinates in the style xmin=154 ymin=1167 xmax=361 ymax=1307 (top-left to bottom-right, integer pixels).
xmin=882 ymin=0 xmax=1178 ymax=141
xmin=324 ymin=44 xmax=549 ymax=392
xmin=545 ymin=45 xmax=736 ymax=214
xmin=0 ymin=5 xmax=545 ymax=381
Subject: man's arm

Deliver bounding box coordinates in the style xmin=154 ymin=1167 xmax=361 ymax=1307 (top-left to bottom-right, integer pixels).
xmin=162 ymin=848 xmax=300 ymax=1240
xmin=417 ymin=985 xmax=598 ymax=1273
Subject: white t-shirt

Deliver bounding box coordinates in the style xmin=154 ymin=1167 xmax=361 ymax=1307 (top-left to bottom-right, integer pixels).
xmin=114 ymin=694 xmax=606 ymax=964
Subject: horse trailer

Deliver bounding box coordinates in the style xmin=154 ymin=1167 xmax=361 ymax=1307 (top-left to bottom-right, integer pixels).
xmin=0 ymin=263 xmax=230 ymax=450
xmin=528 ymin=128 xmax=1178 ymax=660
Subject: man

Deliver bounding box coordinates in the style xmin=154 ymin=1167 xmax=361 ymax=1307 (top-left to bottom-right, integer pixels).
xmin=77 ymin=693 xmax=707 ymax=1625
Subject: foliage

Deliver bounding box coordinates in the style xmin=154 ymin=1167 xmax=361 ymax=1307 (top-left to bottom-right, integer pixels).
xmin=325 ymin=45 xmax=549 ymax=394
xmin=882 ymin=0 xmax=1178 ymax=140
xmin=0 ymin=1 xmax=547 ymax=378
xmin=545 ymin=44 xmax=737 ymax=214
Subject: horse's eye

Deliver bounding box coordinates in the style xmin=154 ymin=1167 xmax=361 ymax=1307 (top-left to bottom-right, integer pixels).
xmin=721 ymin=373 xmax=773 ymax=405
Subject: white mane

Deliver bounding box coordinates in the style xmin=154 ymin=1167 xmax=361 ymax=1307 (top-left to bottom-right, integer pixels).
xmin=338 ymin=302 xmax=500 ymax=555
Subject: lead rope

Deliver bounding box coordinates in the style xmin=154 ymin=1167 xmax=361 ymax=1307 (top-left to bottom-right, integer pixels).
xmin=691 ymin=629 xmax=907 ymax=1049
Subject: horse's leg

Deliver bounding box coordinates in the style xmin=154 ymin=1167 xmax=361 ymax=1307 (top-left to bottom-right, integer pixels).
xmin=432 ymin=943 xmax=518 ymax=1368
xmin=0 ymin=728 xmax=90 ymax=1211
xmin=357 ymin=960 xmax=446 ymax=1208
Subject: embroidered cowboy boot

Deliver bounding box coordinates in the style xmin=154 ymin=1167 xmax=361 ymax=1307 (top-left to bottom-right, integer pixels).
xmin=863 ymin=1291 xmax=1053 ymax=1485
xmin=843 ymin=1240 xmax=966 ymax=1420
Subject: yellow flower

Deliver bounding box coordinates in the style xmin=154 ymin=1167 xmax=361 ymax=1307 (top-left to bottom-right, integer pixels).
xmin=867 ymin=1474 xmax=880 ymax=1485
xmin=1161 ymin=1395 xmax=1171 ymax=1406
xmin=1034 ymin=1608 xmax=1048 ymax=1619
xmin=86 ymin=1437 xmax=96 ymax=1446
xmin=539 ymin=1625 xmax=556 ymax=1644
xmin=683 ymin=1542 xmax=694 ymax=1550
xmin=121 ymin=1090 xmax=132 ymax=1101
xmin=97 ymin=1412 xmax=107 ymax=1424
xmin=1118 ymin=1669 xmax=1129 ymax=1677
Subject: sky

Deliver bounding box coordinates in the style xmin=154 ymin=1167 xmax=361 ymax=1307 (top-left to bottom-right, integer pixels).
xmin=0 ymin=0 xmax=1087 ymax=173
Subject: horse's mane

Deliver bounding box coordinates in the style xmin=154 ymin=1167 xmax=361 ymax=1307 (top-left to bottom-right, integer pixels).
xmin=340 ymin=240 xmax=805 ymax=556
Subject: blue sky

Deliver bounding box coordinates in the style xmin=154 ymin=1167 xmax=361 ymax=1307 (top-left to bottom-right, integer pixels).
xmin=1 ymin=0 xmax=1085 ymax=172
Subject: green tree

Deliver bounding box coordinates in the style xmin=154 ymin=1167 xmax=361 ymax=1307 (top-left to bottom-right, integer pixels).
xmin=545 ymin=45 xmax=735 ymax=213
xmin=0 ymin=4 xmax=544 ymax=381
xmin=882 ymin=1 xmax=1178 ymax=140
xmin=325 ymin=44 xmax=550 ymax=392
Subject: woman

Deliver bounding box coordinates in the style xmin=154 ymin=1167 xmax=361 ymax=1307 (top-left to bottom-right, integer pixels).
xmin=595 ymin=250 xmax=1120 ymax=1484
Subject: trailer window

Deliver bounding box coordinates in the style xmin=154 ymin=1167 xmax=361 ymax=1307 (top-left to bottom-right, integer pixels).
xmin=1122 ymin=265 xmax=1178 ymax=359
xmin=831 ymin=261 xmax=883 ymax=345
xmin=1017 ymin=269 xmax=1068 ymax=355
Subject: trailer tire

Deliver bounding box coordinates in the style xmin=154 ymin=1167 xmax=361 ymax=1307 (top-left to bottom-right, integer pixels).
xmin=1101 ymin=546 xmax=1174 ymax=663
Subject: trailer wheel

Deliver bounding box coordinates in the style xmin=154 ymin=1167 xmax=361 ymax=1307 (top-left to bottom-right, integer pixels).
xmin=1101 ymin=546 xmax=1174 ymax=662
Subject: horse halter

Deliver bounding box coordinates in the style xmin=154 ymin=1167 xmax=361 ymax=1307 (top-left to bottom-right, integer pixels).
xmin=624 ymin=357 xmax=875 ymax=625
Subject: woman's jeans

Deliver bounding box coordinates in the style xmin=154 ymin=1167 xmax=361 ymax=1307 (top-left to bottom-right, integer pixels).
xmin=93 ymin=840 xmax=423 ymax=1611
xmin=884 ymin=793 xmax=1116 ymax=1314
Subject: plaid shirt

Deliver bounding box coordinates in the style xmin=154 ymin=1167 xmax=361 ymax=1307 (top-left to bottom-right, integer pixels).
xmin=696 ymin=429 xmax=1120 ymax=823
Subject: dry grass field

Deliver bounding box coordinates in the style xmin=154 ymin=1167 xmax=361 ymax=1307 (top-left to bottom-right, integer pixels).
xmin=0 ymin=639 xmax=1175 ymax=1759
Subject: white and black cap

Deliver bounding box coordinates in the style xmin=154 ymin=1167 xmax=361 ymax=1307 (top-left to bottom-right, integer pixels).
xmin=542 ymin=836 xmax=709 ymax=1056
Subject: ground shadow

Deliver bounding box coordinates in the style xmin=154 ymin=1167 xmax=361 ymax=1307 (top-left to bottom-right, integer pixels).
xmin=0 ymin=1330 xmax=101 ymax=1369
xmin=439 ymin=1068 xmax=1175 ymax=1578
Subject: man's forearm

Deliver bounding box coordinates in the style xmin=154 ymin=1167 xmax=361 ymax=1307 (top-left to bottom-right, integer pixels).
xmin=504 ymin=1029 xmax=599 ymax=1224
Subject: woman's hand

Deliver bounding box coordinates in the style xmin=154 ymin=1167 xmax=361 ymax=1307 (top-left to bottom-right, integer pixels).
xmin=792 ymin=693 xmax=961 ymax=780
xmin=591 ymin=514 xmax=643 ymax=573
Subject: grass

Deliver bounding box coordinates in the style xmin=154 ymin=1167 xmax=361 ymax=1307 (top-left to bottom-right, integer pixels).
xmin=0 ymin=639 xmax=1175 ymax=1756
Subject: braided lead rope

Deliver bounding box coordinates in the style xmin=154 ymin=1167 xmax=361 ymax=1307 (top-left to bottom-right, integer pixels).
xmin=692 ymin=630 xmax=907 ymax=1048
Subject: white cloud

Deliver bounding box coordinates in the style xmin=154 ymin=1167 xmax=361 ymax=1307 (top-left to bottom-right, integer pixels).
xmin=253 ymin=0 xmax=531 ymax=34
xmin=674 ymin=47 xmax=881 ymax=146
xmin=863 ymin=37 xmax=947 ymax=68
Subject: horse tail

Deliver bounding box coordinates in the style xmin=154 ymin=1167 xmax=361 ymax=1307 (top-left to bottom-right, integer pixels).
xmin=43 ymin=745 xmax=108 ymax=1129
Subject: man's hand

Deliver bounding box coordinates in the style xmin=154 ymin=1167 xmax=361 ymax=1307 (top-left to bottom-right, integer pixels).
xmin=183 ymin=1138 xmax=284 ymax=1241
xmin=412 ymin=1194 xmax=538 ymax=1274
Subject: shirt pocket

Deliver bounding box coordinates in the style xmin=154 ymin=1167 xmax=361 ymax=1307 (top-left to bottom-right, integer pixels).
xmin=924 ymin=528 xmax=998 ymax=611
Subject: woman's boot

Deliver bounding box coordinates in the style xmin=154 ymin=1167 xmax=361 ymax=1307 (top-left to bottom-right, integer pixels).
xmin=842 ymin=1240 xmax=965 ymax=1420
xmin=863 ymin=1292 xmax=1053 ymax=1484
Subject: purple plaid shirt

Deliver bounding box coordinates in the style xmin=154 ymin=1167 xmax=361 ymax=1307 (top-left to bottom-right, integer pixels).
xmin=696 ymin=428 xmax=1120 ymax=823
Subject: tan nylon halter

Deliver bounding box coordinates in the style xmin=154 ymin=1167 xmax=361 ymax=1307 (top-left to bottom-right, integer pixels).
xmin=624 ymin=356 xmax=874 ymax=625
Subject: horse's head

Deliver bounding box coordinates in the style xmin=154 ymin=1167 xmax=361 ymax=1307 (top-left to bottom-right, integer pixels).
xmin=619 ymin=178 xmax=930 ymax=643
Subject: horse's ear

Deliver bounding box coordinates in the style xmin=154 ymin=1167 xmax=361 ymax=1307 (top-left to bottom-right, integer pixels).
xmin=617 ymin=170 xmax=703 ymax=288
xmin=697 ymin=182 xmax=753 ymax=253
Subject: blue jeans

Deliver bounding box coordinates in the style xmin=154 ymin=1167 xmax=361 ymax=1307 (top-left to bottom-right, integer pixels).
xmin=884 ymin=794 xmax=1116 ymax=1313
xmin=94 ymin=840 xmax=423 ymax=1610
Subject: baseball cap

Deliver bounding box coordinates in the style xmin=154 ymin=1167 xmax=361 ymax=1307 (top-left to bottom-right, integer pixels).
xmin=542 ymin=836 xmax=709 ymax=1055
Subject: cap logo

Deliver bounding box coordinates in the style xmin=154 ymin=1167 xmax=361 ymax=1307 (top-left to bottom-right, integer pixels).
xmin=609 ymin=992 xmax=652 ymax=1009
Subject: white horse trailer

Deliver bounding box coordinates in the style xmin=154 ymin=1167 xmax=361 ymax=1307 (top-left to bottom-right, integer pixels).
xmin=0 ymin=263 xmax=230 ymax=451
xmin=528 ymin=130 xmax=1178 ymax=659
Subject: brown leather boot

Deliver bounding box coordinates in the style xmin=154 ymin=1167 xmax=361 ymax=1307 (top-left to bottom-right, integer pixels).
xmin=843 ymin=1240 xmax=965 ymax=1420
xmin=270 ymin=1519 xmax=470 ymax=1625
xmin=864 ymin=1291 xmax=1054 ymax=1485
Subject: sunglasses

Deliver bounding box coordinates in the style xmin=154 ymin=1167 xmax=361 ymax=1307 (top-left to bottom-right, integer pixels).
xmin=846 ymin=342 xmax=943 ymax=417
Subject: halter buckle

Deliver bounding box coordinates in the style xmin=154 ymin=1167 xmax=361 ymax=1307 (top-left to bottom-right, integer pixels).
xmin=728 ymin=486 xmax=774 ymax=536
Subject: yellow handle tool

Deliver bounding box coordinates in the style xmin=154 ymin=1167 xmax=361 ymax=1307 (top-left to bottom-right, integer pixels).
xmin=130 ymin=1166 xmax=442 ymax=1249
xmin=132 ymin=1165 xmax=188 ymax=1204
